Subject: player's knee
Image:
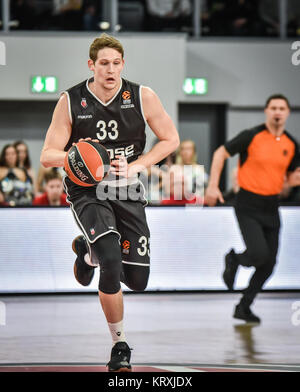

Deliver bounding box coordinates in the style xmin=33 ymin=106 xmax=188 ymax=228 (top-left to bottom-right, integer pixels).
xmin=98 ymin=256 xmax=122 ymax=294
xmin=123 ymin=264 xmax=150 ymax=292
xmin=127 ymin=276 xmax=149 ymax=292
xmin=92 ymin=234 xmax=122 ymax=294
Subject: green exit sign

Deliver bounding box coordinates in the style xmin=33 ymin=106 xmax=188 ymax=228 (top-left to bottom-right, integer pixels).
xmin=31 ymin=76 xmax=58 ymax=93
xmin=183 ymin=78 xmax=208 ymax=95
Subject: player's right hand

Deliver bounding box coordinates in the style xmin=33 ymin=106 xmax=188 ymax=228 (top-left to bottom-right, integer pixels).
xmin=204 ymin=186 xmax=224 ymax=206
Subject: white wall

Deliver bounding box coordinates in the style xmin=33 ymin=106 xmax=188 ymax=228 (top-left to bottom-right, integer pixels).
xmin=186 ymin=40 xmax=300 ymax=107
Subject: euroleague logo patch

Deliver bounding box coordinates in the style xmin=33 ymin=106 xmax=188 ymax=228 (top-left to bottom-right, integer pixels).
xmin=122 ymin=240 xmax=131 ymax=254
xmin=122 ymin=90 xmax=131 ymax=100
xmin=121 ymin=90 xmax=134 ymax=109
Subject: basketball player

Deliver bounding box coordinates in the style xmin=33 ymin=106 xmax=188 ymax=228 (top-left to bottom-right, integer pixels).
xmin=205 ymin=94 xmax=300 ymax=323
xmin=40 ymin=34 xmax=180 ymax=371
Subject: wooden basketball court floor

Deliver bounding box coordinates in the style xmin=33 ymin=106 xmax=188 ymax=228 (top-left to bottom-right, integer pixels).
xmin=0 ymin=292 xmax=299 ymax=372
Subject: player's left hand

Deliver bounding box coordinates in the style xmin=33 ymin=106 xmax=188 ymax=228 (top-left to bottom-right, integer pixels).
xmin=110 ymin=155 xmax=129 ymax=177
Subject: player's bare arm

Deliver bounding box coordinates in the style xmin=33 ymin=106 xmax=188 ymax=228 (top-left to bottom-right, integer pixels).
xmin=40 ymin=94 xmax=72 ymax=168
xmin=205 ymin=145 xmax=230 ymax=206
xmin=124 ymin=86 xmax=180 ymax=178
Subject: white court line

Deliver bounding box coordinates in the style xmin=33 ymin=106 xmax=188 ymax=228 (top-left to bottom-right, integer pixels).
xmin=229 ymin=363 xmax=300 ymax=369
xmin=153 ymin=366 xmax=205 ymax=372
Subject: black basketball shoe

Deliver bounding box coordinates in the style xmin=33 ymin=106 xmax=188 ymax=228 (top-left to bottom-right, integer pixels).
xmin=233 ymin=304 xmax=261 ymax=324
xmin=223 ymin=249 xmax=239 ymax=290
xmin=107 ymin=342 xmax=132 ymax=372
xmin=72 ymin=235 xmax=95 ymax=286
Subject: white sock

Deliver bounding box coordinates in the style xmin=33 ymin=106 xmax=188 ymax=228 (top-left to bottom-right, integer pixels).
xmin=84 ymin=253 xmax=95 ymax=267
xmin=108 ymin=320 xmax=126 ymax=346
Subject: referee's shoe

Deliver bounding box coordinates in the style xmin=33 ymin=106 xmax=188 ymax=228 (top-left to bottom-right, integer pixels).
xmin=72 ymin=235 xmax=95 ymax=286
xmin=107 ymin=342 xmax=132 ymax=372
xmin=234 ymin=303 xmax=261 ymax=324
xmin=223 ymin=248 xmax=239 ymax=290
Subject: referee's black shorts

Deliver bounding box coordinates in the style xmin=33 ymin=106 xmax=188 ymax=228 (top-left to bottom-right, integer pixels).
xmin=63 ymin=177 xmax=150 ymax=268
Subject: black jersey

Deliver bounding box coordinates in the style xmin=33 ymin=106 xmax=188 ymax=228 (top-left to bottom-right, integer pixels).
xmin=64 ymin=77 xmax=146 ymax=164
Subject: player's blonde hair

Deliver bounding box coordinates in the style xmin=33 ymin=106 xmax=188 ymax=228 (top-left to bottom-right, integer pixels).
xmin=89 ymin=33 xmax=124 ymax=63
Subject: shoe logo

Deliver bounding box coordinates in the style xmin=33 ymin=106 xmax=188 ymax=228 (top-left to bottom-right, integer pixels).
xmin=116 ymin=332 xmax=121 ymax=336
xmin=90 ymin=228 xmax=95 ymax=235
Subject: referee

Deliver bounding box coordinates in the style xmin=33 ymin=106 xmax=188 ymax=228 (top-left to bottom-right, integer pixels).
xmin=205 ymin=94 xmax=300 ymax=323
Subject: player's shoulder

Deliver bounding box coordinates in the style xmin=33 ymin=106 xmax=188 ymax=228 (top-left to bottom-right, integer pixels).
xmin=122 ymin=78 xmax=141 ymax=89
xmin=66 ymin=79 xmax=87 ymax=94
xmin=140 ymin=85 xmax=157 ymax=103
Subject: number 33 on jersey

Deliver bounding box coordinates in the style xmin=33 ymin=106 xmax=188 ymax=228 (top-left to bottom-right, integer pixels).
xmin=63 ymin=78 xmax=147 ymax=162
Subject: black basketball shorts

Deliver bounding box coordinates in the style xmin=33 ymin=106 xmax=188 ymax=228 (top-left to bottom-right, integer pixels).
xmin=63 ymin=177 xmax=150 ymax=267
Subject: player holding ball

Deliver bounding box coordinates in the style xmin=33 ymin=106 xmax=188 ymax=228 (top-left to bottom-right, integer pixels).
xmin=40 ymin=33 xmax=180 ymax=372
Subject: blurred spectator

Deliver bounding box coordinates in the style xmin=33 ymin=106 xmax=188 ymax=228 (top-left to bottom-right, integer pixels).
xmin=118 ymin=0 xmax=145 ymax=32
xmin=203 ymin=0 xmax=227 ymax=36
xmin=82 ymin=0 xmax=101 ymax=30
xmin=175 ymin=140 xmax=208 ymax=199
xmin=36 ymin=165 xmax=65 ymax=195
xmin=139 ymin=141 xmax=177 ymax=204
xmin=161 ymin=165 xmax=203 ymax=205
xmin=223 ymin=167 xmax=240 ymax=205
xmin=52 ymin=0 xmax=83 ymax=30
xmin=13 ymin=140 xmax=36 ymax=195
xmin=145 ymin=0 xmax=192 ymax=32
xmin=226 ymin=0 xmax=264 ymax=36
xmin=11 ymin=0 xmax=37 ymax=30
xmin=259 ymin=0 xmax=300 ymax=37
xmin=0 ymin=144 xmax=34 ymax=206
xmin=139 ymin=165 xmax=163 ymax=205
xmin=160 ymin=151 xmax=177 ymax=169
xmin=33 ymin=169 xmax=68 ymax=206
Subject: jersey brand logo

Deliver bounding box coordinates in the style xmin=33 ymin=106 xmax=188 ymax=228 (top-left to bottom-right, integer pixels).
xmin=77 ymin=114 xmax=93 ymax=119
xmin=81 ymin=98 xmax=88 ymax=108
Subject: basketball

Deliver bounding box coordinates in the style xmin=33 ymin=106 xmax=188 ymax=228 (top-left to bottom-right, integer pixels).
xmin=64 ymin=140 xmax=110 ymax=187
